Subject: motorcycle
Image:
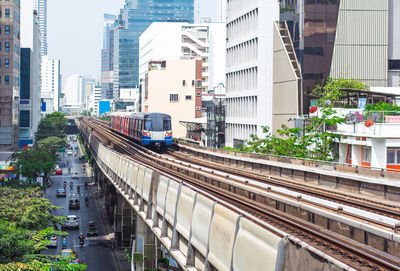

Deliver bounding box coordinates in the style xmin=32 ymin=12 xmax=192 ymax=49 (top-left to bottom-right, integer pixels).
xmin=70 ymin=182 xmax=73 ymax=189
xmin=85 ymin=197 xmax=89 ymax=207
xmin=79 ymin=234 xmax=85 ymax=247
xmin=63 ymin=182 xmax=66 ymax=189
xmin=77 ymin=185 xmax=80 ymax=194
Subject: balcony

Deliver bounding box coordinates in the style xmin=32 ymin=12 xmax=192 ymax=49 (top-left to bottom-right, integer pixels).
xmin=326 ymin=108 xmax=400 ymax=138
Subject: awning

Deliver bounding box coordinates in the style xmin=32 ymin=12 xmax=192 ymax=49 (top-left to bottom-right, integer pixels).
xmin=180 ymin=117 xmax=207 ymax=130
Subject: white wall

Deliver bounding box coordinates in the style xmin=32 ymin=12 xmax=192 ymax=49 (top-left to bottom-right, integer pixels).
xmin=41 ymin=56 xmax=61 ymax=111
xmin=64 ymin=74 xmax=84 ymax=107
xmin=208 ymin=23 xmax=226 ymax=92
xmin=225 ymin=0 xmax=279 ymax=147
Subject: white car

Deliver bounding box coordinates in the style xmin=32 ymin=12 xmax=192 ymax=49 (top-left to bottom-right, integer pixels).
xmin=67 ymin=150 xmax=73 ymax=155
xmin=62 ymin=215 xmax=79 ymax=230
xmin=46 ymin=236 xmax=57 ymax=247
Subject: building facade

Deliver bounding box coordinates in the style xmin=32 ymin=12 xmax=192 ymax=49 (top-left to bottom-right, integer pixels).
xmin=112 ymin=0 xmax=194 ymax=99
xmin=20 ymin=0 xmax=41 ymax=148
xmin=63 ymin=74 xmax=84 ymax=108
xmin=101 ymin=14 xmax=116 ymax=100
xmin=92 ymin=81 xmax=101 ymax=116
xmin=41 ymin=56 xmax=61 ymax=113
xmin=33 ymin=0 xmax=47 ymax=56
xmin=144 ymin=59 xmax=202 ymax=137
xmin=139 ymin=22 xmax=226 ymax=111
xmin=0 ymin=0 xmax=21 ymax=150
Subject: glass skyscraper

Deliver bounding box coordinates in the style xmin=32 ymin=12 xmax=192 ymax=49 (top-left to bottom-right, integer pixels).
xmin=101 ymin=14 xmax=117 ymax=99
xmin=113 ymin=0 xmax=194 ymax=99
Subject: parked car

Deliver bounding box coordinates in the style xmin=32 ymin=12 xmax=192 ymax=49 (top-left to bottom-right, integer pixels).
xmin=55 ymin=168 xmax=63 ymax=175
xmin=61 ymin=215 xmax=79 ymax=230
xmin=46 ymin=236 xmax=57 ymax=247
xmin=87 ymin=220 xmax=98 ymax=236
xmin=56 ymin=188 xmax=66 ymax=197
xmin=59 ymin=249 xmax=77 ymax=258
xmin=69 ymin=199 xmax=80 ymax=210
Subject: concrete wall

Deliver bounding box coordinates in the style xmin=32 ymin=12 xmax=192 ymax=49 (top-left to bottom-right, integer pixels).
xmin=330 ymin=0 xmax=388 ymax=87
xmin=146 ymin=59 xmax=197 ymax=138
xmin=272 ymin=23 xmax=299 ymax=134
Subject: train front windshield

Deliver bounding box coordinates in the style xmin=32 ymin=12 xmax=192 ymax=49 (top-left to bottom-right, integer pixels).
xmin=144 ymin=117 xmax=171 ymax=131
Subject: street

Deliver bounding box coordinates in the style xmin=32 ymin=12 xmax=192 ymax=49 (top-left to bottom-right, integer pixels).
xmin=43 ymin=137 xmax=119 ymax=270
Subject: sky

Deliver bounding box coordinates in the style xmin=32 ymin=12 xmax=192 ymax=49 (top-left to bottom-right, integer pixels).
xmin=47 ymin=0 xmax=217 ymax=88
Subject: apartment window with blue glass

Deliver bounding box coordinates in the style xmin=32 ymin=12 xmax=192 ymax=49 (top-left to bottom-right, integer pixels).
xmin=5 ymin=42 xmax=9 ymax=51
xmin=20 ymin=110 xmax=30 ymax=128
xmin=5 ymin=75 xmax=9 ymax=85
xmin=5 ymin=9 xmax=10 ymax=18
xmin=5 ymin=25 xmax=10 ymax=35
xmin=5 ymin=59 xmax=9 ymax=68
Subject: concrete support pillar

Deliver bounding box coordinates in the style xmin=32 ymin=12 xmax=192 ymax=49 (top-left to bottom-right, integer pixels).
xmin=133 ymin=215 xmax=159 ymax=271
xmin=338 ymin=143 xmax=348 ymax=164
xmin=371 ymin=138 xmax=386 ymax=168
xmin=352 ymin=145 xmax=362 ymax=166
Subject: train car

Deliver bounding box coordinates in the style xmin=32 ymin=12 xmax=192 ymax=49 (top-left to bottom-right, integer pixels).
xmin=110 ymin=112 xmax=172 ymax=149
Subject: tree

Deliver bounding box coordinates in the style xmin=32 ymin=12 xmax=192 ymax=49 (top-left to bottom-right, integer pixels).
xmin=0 ymin=187 xmax=64 ymax=230
xmin=36 ymin=112 xmax=67 ymax=141
xmin=10 ymin=149 xmax=55 ymax=180
xmin=37 ymin=137 xmax=66 ymax=157
xmin=311 ymin=77 xmax=369 ymax=105
xmin=0 ymin=220 xmax=86 ymax=271
xmin=227 ymin=107 xmax=344 ymax=162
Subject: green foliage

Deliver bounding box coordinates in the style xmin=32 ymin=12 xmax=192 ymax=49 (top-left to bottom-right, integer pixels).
xmin=36 ymin=112 xmax=67 ymax=141
xmin=98 ymin=115 xmax=110 ymax=124
xmin=364 ymin=101 xmax=400 ymax=112
xmin=80 ymin=110 xmax=90 ymax=117
xmin=228 ymin=108 xmax=344 ymax=162
xmin=37 ymin=137 xmax=66 ymax=158
xmin=10 ymin=149 xmax=55 ymax=179
xmin=311 ymin=77 xmax=369 ymax=105
xmin=0 ymin=187 xmax=64 ymax=231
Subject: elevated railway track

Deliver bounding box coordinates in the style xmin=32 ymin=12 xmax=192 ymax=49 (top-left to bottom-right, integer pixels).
xmin=80 ymin=117 xmax=400 ymax=271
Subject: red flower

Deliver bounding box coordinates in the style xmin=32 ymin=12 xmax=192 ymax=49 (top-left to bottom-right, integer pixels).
xmin=365 ymin=119 xmax=374 ymax=128
xmin=309 ymin=106 xmax=318 ymax=114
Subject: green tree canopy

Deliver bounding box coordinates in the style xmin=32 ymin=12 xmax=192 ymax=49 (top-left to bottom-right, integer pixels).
xmin=0 ymin=187 xmax=64 ymax=230
xmin=36 ymin=112 xmax=67 ymax=141
xmin=10 ymin=149 xmax=55 ymax=179
xmin=311 ymin=77 xmax=369 ymax=105
xmin=37 ymin=137 xmax=66 ymax=157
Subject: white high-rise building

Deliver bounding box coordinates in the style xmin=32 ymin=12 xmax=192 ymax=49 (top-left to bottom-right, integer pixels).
xmin=20 ymin=0 xmax=42 ymax=147
xmin=225 ymin=1 xmax=279 ymax=147
xmin=33 ymin=0 xmax=47 ymax=56
xmin=139 ymin=22 xmax=226 ymax=111
xmin=41 ymin=56 xmax=61 ymax=113
xmin=63 ymin=75 xmax=84 ymax=108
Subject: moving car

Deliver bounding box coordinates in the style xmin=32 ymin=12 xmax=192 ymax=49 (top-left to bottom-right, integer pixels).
xmin=56 ymin=188 xmax=66 ymax=197
xmin=55 ymin=168 xmax=63 ymax=175
xmin=67 ymin=150 xmax=73 ymax=155
xmin=46 ymin=236 xmax=57 ymax=247
xmin=59 ymin=249 xmax=77 ymax=258
xmin=69 ymin=199 xmax=80 ymax=210
xmin=87 ymin=220 xmax=98 ymax=236
xmin=61 ymin=215 xmax=79 ymax=230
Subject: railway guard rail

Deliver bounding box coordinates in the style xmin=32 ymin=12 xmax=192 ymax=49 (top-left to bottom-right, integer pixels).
xmin=78 ymin=121 xmax=354 ymax=271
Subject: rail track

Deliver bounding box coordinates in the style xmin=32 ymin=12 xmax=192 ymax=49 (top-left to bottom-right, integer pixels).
xmin=81 ymin=118 xmax=400 ymax=271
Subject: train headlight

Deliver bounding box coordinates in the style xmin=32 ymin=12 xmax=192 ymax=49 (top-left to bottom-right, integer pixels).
xmin=165 ymin=131 xmax=172 ymax=137
xmin=143 ymin=131 xmax=151 ymax=137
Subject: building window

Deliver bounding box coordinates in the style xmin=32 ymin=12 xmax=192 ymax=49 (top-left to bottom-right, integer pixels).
xmin=362 ymin=146 xmax=371 ymax=163
xmin=169 ymin=94 xmax=178 ymax=102
xmin=185 ymin=95 xmax=192 ymax=100
xmin=387 ymin=148 xmax=400 ymax=164
xmin=182 ymin=80 xmax=186 ymax=86
xmin=196 ymin=92 xmax=201 ymax=97
xmin=196 ymin=80 xmax=202 ymax=89
xmin=196 ymin=106 xmax=201 ymax=111
xmin=5 ymin=42 xmax=9 ymax=52
xmin=5 ymin=75 xmax=9 ymax=85
xmin=5 ymin=25 xmax=10 ymax=35
xmin=5 ymin=59 xmax=9 ymax=68
xmin=5 ymin=9 xmax=10 ymax=18
xmin=192 ymin=80 xmax=195 ymax=86
xmin=389 ymin=60 xmax=400 ymax=70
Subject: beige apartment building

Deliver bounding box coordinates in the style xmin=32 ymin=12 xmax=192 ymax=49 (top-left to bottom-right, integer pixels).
xmin=144 ymin=59 xmax=202 ymax=138
xmin=0 ymin=0 xmax=20 ymax=150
